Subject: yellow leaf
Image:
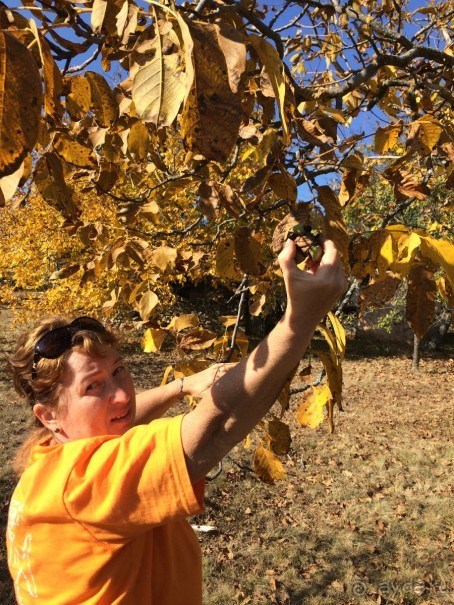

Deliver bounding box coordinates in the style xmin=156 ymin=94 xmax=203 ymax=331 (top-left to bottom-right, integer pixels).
xmin=160 ymin=364 xmax=173 ymax=386
xmin=28 ymin=21 xmax=63 ymax=121
xmin=419 ymin=235 xmax=454 ymax=289
xmin=143 ymin=327 xmax=167 ymax=352
xmin=128 ymin=120 xmax=149 ymax=160
xmin=34 ymin=153 xmax=80 ymax=221
xmin=137 ymin=290 xmax=159 ymax=321
xmin=148 ymin=246 xmax=178 ymax=272
xmin=313 ymin=349 xmax=342 ymax=408
xmin=218 ymin=315 xmax=238 ymax=328
xmin=359 ymin=274 xmax=401 ymax=310
xmin=374 ymin=122 xmax=402 ymax=154
xmin=295 ymin=384 xmax=332 ymax=429
xmin=215 ymin=21 xmax=246 ymax=94
xmin=167 ymin=314 xmax=199 ymax=332
xmin=327 ymin=312 xmax=346 ymax=360
xmin=389 ymin=231 xmax=421 ymax=277
xmin=234 ymin=227 xmax=267 ymax=276
xmin=318 ymin=104 xmax=347 ymax=124
xmin=233 ymin=329 xmax=249 ymax=357
xmin=91 ymin=0 xmax=108 ymax=33
xmin=216 ymin=238 xmax=242 ymax=280
xmin=379 ymin=233 xmax=395 ymax=278
xmin=253 ymin=444 xmax=285 ymax=482
xmin=248 ymin=34 xmax=288 ymax=141
xmin=317 ymin=322 xmax=340 ymax=364
xmin=412 ymin=115 xmax=443 ymax=153
xmin=436 ymin=276 xmax=454 ymax=308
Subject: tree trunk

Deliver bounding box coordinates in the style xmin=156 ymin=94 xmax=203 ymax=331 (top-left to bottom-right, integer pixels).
xmin=422 ymin=308 xmax=452 ymax=351
xmin=412 ymin=334 xmax=420 ymax=371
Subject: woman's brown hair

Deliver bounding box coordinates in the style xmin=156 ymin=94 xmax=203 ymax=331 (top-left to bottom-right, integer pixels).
xmin=8 ymin=316 xmax=118 ymax=475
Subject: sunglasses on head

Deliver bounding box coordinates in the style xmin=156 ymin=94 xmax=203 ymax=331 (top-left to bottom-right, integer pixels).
xmin=32 ymin=316 xmax=106 ymax=379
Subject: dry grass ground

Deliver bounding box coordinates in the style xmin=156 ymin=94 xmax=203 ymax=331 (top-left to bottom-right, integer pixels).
xmin=1 ymin=311 xmax=453 ymax=605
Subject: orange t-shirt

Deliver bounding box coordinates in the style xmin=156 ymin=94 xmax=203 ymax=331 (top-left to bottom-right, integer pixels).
xmin=7 ymin=415 xmax=204 ymax=604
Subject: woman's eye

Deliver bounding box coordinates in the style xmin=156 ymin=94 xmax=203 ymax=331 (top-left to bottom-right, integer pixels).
xmin=86 ymin=382 xmax=99 ymax=392
xmin=113 ymin=366 xmax=125 ymax=376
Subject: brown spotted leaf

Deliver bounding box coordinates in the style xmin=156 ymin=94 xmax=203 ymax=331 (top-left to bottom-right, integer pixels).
xmin=268 ymin=170 xmax=297 ymax=202
xmin=180 ymin=328 xmax=216 ymax=350
xmin=234 ymin=227 xmax=267 ymax=276
xmin=268 ymin=419 xmax=292 ymax=455
xmin=215 ymin=22 xmax=246 ymax=94
xmin=85 ymin=71 xmax=118 ymax=127
xmin=65 ymin=75 xmax=92 ymax=121
xmin=181 ymin=22 xmax=242 ymax=162
xmin=359 ymin=273 xmax=401 ymax=312
xmin=198 ymin=181 xmax=220 ymax=221
xmin=316 ymin=185 xmax=349 ymax=269
xmin=52 ymin=132 xmax=95 ymax=168
xmin=34 ymin=153 xmax=80 ymax=221
xmin=271 ymin=206 xmax=311 ymax=256
xmin=216 ymin=238 xmax=242 ymax=280
xmin=0 ymin=31 xmax=42 ymax=177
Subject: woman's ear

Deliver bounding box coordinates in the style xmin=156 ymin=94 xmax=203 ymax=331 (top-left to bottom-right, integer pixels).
xmin=33 ymin=403 xmax=59 ymax=432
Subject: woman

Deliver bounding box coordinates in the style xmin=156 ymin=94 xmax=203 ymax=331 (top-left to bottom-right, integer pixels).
xmin=7 ymin=239 xmax=346 ymax=604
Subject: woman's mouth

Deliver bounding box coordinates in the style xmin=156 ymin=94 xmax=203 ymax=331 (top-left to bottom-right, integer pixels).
xmin=111 ymin=409 xmax=130 ymax=423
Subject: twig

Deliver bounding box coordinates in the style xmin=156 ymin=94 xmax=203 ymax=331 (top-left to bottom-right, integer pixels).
xmin=65 ymin=47 xmax=102 ymax=74
xmin=224 ymin=274 xmax=248 ymax=362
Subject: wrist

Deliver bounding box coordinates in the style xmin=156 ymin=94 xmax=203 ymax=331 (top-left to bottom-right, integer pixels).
xmin=282 ymin=304 xmax=324 ymax=334
xmin=177 ymin=377 xmax=185 ymax=401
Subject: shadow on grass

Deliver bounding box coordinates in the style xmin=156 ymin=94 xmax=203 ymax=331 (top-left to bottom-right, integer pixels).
xmin=0 ymin=474 xmax=17 ymax=605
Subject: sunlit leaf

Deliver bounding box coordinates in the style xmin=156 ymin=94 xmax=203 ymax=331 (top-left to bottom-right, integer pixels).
xmin=138 ymin=290 xmax=159 ymax=321
xmin=253 ymin=444 xmax=285 ymax=482
xmin=167 ymin=314 xmax=199 ymax=332
xmin=295 ymin=384 xmax=332 ymax=429
xmin=143 ymin=327 xmax=167 ymax=353
xmin=131 ymin=10 xmax=187 ymax=128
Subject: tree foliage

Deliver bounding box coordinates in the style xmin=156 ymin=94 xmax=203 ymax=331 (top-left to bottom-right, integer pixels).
xmin=1 ymin=0 xmax=454 ymax=480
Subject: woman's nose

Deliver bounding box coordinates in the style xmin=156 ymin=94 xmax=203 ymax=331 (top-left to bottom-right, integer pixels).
xmin=110 ymin=381 xmax=130 ymax=404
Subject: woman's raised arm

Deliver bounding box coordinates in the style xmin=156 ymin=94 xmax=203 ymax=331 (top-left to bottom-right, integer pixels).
xmin=181 ymin=239 xmax=347 ymax=483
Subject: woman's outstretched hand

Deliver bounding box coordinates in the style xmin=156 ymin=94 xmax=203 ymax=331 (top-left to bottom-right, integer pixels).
xmin=278 ymin=238 xmax=347 ymax=328
xmin=183 ymin=363 xmax=236 ymax=399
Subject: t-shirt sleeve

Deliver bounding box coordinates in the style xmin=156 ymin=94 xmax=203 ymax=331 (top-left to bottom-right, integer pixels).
xmin=63 ymin=414 xmax=204 ymax=541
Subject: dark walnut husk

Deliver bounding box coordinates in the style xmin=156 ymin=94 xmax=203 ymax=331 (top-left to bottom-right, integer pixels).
xmin=271 ymin=213 xmax=323 ymax=268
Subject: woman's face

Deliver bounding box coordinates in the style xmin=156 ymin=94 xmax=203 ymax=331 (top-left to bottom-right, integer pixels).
xmin=55 ymin=346 xmax=136 ymax=441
